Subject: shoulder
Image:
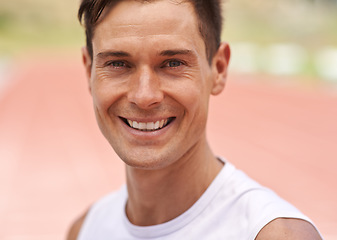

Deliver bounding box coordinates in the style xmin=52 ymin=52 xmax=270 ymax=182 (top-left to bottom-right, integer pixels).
xmin=66 ymin=210 xmax=89 ymax=240
xmin=66 ymin=188 xmax=127 ymax=240
xmin=255 ymin=218 xmax=322 ymax=240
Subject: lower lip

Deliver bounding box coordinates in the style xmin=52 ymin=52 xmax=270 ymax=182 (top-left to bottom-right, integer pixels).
xmin=120 ymin=118 xmax=175 ymax=140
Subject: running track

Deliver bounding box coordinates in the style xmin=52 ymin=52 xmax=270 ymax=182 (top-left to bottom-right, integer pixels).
xmin=0 ymin=54 xmax=336 ymax=239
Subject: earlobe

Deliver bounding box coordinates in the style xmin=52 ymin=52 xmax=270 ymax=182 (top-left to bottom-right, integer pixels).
xmin=81 ymin=46 xmax=93 ymax=92
xmin=211 ymin=42 xmax=231 ymax=96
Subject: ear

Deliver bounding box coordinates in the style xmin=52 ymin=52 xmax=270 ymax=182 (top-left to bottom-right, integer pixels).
xmin=81 ymin=46 xmax=93 ymax=92
xmin=210 ymin=42 xmax=230 ymax=96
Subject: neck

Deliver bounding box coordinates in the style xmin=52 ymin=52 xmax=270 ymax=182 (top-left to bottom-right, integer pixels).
xmin=125 ymin=139 xmax=223 ymax=226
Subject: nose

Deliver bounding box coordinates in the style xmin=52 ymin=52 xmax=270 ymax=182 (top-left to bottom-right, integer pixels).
xmin=127 ymin=66 xmax=164 ymax=109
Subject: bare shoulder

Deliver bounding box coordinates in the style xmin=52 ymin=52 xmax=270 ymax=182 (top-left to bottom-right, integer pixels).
xmin=256 ymin=218 xmax=322 ymax=240
xmin=66 ymin=210 xmax=89 ymax=240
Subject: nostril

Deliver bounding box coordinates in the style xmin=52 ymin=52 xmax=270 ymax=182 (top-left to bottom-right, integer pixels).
xmin=127 ymin=88 xmax=164 ymax=108
xmin=127 ymin=68 xmax=164 ymax=108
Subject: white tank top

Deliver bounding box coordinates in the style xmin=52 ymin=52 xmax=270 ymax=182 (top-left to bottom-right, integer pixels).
xmin=78 ymin=159 xmax=316 ymax=239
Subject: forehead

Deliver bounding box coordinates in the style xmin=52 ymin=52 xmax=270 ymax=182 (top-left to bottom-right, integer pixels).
xmin=92 ymin=0 xmax=205 ymax=57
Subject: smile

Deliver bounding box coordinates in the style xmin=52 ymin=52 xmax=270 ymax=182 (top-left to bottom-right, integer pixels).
xmin=121 ymin=117 xmax=175 ymax=132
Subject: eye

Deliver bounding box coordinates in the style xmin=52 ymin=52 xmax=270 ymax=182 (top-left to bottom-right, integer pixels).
xmin=106 ymin=61 xmax=128 ymax=68
xmin=163 ymin=59 xmax=185 ymax=68
xmin=168 ymin=60 xmax=182 ymax=67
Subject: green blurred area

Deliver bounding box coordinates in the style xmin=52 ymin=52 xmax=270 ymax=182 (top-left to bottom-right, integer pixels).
xmin=1 ymin=0 xmax=336 ymax=53
xmin=0 ymin=0 xmax=83 ymax=56
xmin=0 ymin=0 xmax=336 ymax=79
xmin=223 ymin=0 xmax=337 ymax=48
xmin=223 ymin=0 xmax=337 ymax=80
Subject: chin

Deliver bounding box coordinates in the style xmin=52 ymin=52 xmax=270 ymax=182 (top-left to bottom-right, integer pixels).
xmin=116 ymin=149 xmax=178 ymax=171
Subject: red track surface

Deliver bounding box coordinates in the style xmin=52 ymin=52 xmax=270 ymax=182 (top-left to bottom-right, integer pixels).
xmin=0 ymin=55 xmax=336 ymax=239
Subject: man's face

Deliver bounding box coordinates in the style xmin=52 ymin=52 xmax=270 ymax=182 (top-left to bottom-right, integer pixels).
xmin=84 ymin=0 xmax=226 ymax=169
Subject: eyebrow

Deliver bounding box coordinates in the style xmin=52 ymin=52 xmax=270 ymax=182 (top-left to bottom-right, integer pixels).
xmin=159 ymin=49 xmax=194 ymax=57
xmin=96 ymin=49 xmax=195 ymax=59
xmin=96 ymin=51 xmax=131 ymax=59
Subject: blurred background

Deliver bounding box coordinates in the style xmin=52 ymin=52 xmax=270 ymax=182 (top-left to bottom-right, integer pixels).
xmin=1 ymin=0 xmax=337 ymax=80
xmin=0 ymin=0 xmax=336 ymax=239
xmin=225 ymin=0 xmax=337 ymax=82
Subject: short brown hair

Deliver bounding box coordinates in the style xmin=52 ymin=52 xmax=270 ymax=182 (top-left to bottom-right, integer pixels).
xmin=78 ymin=0 xmax=223 ymax=63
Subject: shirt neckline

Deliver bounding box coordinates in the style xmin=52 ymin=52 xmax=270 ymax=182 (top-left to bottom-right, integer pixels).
xmin=123 ymin=157 xmax=235 ymax=238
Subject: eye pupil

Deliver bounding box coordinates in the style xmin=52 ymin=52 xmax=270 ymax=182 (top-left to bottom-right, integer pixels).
xmin=169 ymin=61 xmax=181 ymax=67
xmin=113 ymin=61 xmax=124 ymax=67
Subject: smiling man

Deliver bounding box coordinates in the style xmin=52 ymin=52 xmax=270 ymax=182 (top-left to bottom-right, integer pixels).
xmin=68 ymin=0 xmax=322 ymax=239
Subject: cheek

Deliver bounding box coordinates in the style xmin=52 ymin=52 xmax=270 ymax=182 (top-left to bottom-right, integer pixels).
xmin=90 ymin=82 xmax=119 ymax=143
xmin=91 ymin=85 xmax=111 ymax=112
xmin=91 ymin=89 xmax=111 ymax=136
xmin=91 ymin=77 xmax=121 ymax=114
xmin=174 ymin=81 xmax=209 ymax=120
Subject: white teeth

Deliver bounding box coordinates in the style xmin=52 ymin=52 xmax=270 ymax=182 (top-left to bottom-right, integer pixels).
xmin=147 ymin=122 xmax=154 ymax=129
xmin=154 ymin=121 xmax=160 ymax=129
xmin=126 ymin=118 xmax=171 ymax=131
xmin=139 ymin=122 xmax=146 ymax=129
